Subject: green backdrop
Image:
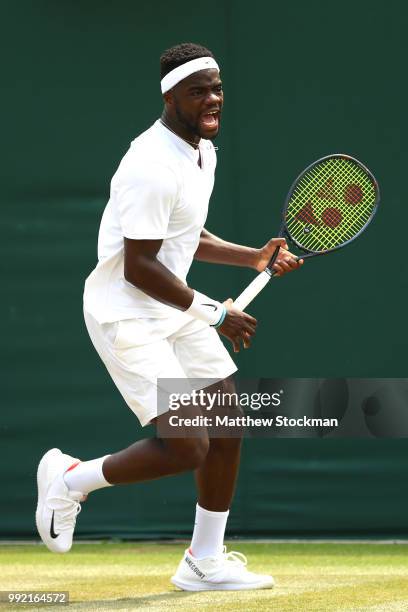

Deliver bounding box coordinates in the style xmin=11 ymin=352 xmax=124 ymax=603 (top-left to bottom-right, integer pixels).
xmin=2 ymin=0 xmax=408 ymax=539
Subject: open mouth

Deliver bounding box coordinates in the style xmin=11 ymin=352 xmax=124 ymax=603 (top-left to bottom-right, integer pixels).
xmin=200 ymin=110 xmax=220 ymax=131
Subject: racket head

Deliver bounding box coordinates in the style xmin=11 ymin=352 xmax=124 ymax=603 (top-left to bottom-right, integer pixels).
xmin=280 ymin=154 xmax=380 ymax=256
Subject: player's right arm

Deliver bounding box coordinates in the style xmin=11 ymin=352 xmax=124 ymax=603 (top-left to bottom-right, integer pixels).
xmin=124 ymin=237 xmax=193 ymax=309
xmin=124 ymin=238 xmax=257 ymax=352
xmin=118 ymin=161 xmax=256 ymax=352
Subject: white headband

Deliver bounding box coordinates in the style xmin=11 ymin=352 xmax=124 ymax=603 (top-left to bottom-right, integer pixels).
xmin=161 ymin=57 xmax=220 ymax=94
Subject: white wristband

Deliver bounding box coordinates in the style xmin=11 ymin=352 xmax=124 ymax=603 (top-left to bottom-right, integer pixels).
xmin=185 ymin=290 xmax=225 ymax=326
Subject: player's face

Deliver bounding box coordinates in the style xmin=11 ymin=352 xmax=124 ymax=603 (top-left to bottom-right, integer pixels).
xmin=170 ymin=69 xmax=223 ymax=140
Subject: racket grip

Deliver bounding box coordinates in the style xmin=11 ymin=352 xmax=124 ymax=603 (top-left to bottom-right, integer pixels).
xmin=234 ymin=270 xmax=272 ymax=311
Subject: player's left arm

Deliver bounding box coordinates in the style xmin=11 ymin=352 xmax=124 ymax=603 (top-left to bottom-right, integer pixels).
xmin=194 ymin=228 xmax=303 ymax=277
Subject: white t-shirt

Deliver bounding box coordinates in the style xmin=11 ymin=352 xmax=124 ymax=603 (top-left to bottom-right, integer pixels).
xmin=83 ymin=120 xmax=217 ymax=323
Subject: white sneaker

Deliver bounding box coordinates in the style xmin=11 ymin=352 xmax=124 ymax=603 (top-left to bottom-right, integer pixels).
xmin=36 ymin=448 xmax=84 ymax=553
xmin=171 ymin=546 xmax=275 ymax=591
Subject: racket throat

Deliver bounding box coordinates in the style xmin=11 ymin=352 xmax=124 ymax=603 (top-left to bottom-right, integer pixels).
xmin=266 ymin=245 xmax=281 ymax=272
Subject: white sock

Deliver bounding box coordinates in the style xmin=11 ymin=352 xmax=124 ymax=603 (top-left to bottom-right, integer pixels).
xmin=63 ymin=456 xmax=112 ymax=495
xmin=190 ymin=503 xmax=229 ymax=559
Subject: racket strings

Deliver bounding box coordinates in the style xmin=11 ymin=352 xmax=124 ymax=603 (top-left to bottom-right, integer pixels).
xmin=292 ymin=162 xmax=373 ymax=249
xmin=319 ymin=162 xmax=373 ymax=244
xmin=289 ymin=161 xmax=374 ymax=250
xmin=286 ymin=158 xmax=376 ymax=252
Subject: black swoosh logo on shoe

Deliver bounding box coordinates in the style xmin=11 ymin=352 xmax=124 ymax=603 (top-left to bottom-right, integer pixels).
xmin=201 ymin=303 xmax=217 ymax=311
xmin=50 ymin=511 xmax=59 ymax=539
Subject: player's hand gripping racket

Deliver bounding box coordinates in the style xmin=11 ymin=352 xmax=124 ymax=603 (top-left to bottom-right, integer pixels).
xmin=234 ymin=154 xmax=380 ymax=311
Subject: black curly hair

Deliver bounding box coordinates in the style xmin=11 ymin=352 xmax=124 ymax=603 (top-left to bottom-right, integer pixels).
xmin=160 ymin=42 xmax=215 ymax=80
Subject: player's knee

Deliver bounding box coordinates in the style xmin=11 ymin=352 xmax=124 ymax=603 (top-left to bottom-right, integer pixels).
xmin=183 ymin=437 xmax=209 ymax=469
xmin=209 ymin=436 xmax=242 ymax=453
xmin=172 ymin=437 xmax=209 ymax=470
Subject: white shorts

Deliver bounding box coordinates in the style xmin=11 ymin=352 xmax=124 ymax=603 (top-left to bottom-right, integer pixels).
xmin=84 ymin=309 xmax=237 ymax=427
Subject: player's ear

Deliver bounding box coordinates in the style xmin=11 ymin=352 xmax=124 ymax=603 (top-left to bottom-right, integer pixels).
xmin=163 ymin=91 xmax=174 ymax=106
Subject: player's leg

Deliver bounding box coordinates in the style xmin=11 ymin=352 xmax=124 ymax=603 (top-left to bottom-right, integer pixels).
xmin=195 ymin=377 xmax=242 ymax=512
xmin=36 ymin=312 xmax=209 ymax=553
xmin=170 ymin=323 xmax=274 ymax=590
xmin=36 ymin=419 xmax=209 ymax=554
xmin=100 ymin=417 xmax=209 ymax=485
xmin=184 ymin=376 xmax=243 ymax=562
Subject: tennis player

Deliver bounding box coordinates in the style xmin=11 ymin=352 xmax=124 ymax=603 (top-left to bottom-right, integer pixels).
xmin=36 ymin=42 xmax=301 ymax=591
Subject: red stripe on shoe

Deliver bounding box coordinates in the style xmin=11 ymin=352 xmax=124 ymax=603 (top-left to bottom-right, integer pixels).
xmin=65 ymin=461 xmax=81 ymax=473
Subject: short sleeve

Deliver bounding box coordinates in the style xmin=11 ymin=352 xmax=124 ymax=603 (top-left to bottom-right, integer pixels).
xmin=116 ymin=162 xmax=178 ymax=239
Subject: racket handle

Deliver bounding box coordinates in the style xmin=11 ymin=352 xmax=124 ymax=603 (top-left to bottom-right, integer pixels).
xmin=234 ymin=270 xmax=272 ymax=311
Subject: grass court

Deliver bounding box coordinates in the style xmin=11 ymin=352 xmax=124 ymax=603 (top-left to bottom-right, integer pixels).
xmin=1 ymin=541 xmax=407 ymax=611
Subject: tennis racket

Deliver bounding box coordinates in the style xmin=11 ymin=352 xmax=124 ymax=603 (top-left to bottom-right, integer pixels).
xmin=234 ymin=154 xmax=380 ymax=311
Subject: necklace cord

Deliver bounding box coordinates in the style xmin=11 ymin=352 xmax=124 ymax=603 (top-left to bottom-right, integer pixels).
xmin=159 ymin=119 xmax=219 ymax=152
xmin=160 ymin=119 xmax=200 ymax=149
